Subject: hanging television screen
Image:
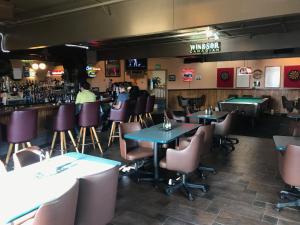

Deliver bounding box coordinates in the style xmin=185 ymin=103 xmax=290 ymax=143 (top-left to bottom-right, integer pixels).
xmin=125 ymin=58 xmax=147 ymax=71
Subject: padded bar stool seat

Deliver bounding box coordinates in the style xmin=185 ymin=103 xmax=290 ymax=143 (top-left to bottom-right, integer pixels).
xmin=5 ymin=109 xmax=38 ymax=165
xmin=50 ymin=103 xmax=78 ymax=156
xmin=77 ymin=102 xmax=103 ymax=154
xmin=133 ymin=96 xmax=147 ymax=123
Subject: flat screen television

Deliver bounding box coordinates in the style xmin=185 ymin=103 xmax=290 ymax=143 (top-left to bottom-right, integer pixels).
xmin=125 ymin=58 xmax=147 ymax=70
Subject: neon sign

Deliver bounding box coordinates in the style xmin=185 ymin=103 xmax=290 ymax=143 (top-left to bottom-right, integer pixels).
xmin=190 ymin=41 xmax=221 ymax=54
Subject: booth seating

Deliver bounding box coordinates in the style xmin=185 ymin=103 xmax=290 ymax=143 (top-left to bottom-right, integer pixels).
xmin=5 ymin=109 xmax=38 ymax=165
xmin=159 ymin=132 xmax=209 ymax=201
xmin=119 ymin=122 xmax=154 ymax=181
xmin=78 ymin=102 xmax=103 ymax=154
xmin=50 ymin=104 xmax=78 ymax=156
xmin=108 ymin=100 xmax=130 ymax=147
xmin=275 ymin=145 xmax=300 ymax=211
xmin=13 ymin=146 xmax=44 ymax=169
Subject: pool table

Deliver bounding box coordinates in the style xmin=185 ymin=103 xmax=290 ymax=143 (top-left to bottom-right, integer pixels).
xmin=218 ymin=97 xmax=269 ymax=117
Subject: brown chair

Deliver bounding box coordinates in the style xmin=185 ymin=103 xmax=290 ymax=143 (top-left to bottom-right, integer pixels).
xmin=177 ymin=96 xmax=189 ymax=111
xmin=50 ymin=104 xmax=78 ymax=156
xmin=78 ymin=102 xmax=103 ymax=154
xmin=179 ymin=124 xmax=216 ymax=176
xmin=275 ymin=145 xmax=300 ymax=211
xmin=145 ymin=95 xmax=155 ymax=120
xmin=13 ymin=146 xmax=44 ymax=169
xmin=212 ymin=112 xmax=238 ymax=154
xmin=164 ymin=110 xmax=186 ymax=123
xmin=5 ymin=109 xmax=38 ymax=165
xmin=160 ymin=132 xmax=208 ymax=200
xmin=119 ymin=122 xmax=154 ymax=181
xmin=0 ymin=159 xmax=6 ymax=173
xmin=16 ymin=179 xmax=79 ymax=225
xmin=292 ymin=127 xmax=300 ymax=137
xmin=108 ymin=100 xmax=130 ymax=147
xmin=75 ymin=166 xmax=119 ymax=225
xmin=282 ymin=96 xmax=294 ymax=113
xmin=133 ymin=96 xmax=147 ymax=123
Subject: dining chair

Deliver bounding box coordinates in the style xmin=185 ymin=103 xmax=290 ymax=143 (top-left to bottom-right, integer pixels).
xmin=275 ymin=145 xmax=300 ymax=211
xmin=159 ymin=132 xmax=208 ymax=200
xmin=119 ymin=122 xmax=154 ymax=181
xmin=75 ymin=166 xmax=119 ymax=225
xmin=13 ymin=146 xmax=44 ymax=169
xmin=16 ymin=179 xmax=79 ymax=225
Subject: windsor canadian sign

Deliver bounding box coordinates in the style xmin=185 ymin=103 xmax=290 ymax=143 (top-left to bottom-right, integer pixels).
xmin=190 ymin=41 xmax=221 ymax=54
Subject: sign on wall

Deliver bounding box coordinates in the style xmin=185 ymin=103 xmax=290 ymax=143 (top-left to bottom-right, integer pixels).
xmin=190 ymin=41 xmax=221 ymax=54
xmin=284 ymin=65 xmax=300 ymax=88
xmin=265 ymin=66 xmax=280 ymax=88
xmin=217 ymin=68 xmax=234 ymax=88
xmin=182 ymin=68 xmax=194 ymax=82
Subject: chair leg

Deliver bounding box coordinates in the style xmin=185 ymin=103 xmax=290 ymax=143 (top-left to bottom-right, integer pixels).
xmin=90 ymin=128 xmax=96 ymax=150
xmin=50 ymin=132 xmax=57 ymax=156
xmin=128 ymin=115 xmax=132 ymax=122
xmin=149 ymin=113 xmax=153 ymax=121
xmin=26 ymin=142 xmax=31 ymax=147
xmin=77 ymin=127 xmax=83 ymax=145
xmin=91 ymin=127 xmax=103 ymax=154
xmin=108 ymin=121 xmax=115 ymax=147
xmin=81 ymin=128 xmax=87 ymax=153
xmin=60 ymin=132 xmax=64 ymax=155
xmin=63 ymin=132 xmax=67 ymax=151
xmin=5 ymin=143 xmax=14 ymax=165
xmin=15 ymin=144 xmax=19 ymax=153
xmin=67 ymin=130 xmax=79 ymax=153
xmin=22 ymin=143 xmax=26 ymax=149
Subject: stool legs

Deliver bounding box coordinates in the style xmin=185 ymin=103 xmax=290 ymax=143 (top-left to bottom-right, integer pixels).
xmin=108 ymin=121 xmax=121 ymax=147
xmin=90 ymin=128 xmax=96 ymax=150
xmin=5 ymin=144 xmax=14 ymax=165
xmin=5 ymin=142 xmax=33 ymax=165
xmin=77 ymin=127 xmax=103 ymax=154
xmin=50 ymin=130 xmax=78 ymax=156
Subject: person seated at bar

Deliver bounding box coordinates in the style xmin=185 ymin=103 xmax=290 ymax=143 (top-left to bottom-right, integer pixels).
xmin=113 ymin=84 xmax=129 ymax=109
xmin=75 ymin=81 xmax=96 ymax=113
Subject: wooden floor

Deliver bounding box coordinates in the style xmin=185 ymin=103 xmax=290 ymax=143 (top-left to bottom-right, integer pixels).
xmin=103 ymin=135 xmax=300 ymax=225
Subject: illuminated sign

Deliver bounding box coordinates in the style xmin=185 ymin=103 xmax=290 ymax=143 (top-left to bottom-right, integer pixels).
xmin=51 ymin=70 xmax=64 ymax=76
xmin=182 ymin=68 xmax=194 ymax=82
xmin=86 ymin=65 xmax=101 ymax=78
xmin=190 ymin=41 xmax=221 ymax=54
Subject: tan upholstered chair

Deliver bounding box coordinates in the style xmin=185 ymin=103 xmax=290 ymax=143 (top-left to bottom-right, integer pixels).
xmin=13 ymin=146 xmax=45 ymax=169
xmin=275 ymin=145 xmax=300 ymax=211
xmin=16 ymin=179 xmax=79 ymax=225
xmin=159 ymin=132 xmax=209 ymax=200
xmin=212 ymin=112 xmax=238 ymax=154
xmin=119 ymin=122 xmax=154 ymax=181
xmin=164 ymin=110 xmax=186 ymax=123
xmin=75 ymin=166 xmax=119 ymax=225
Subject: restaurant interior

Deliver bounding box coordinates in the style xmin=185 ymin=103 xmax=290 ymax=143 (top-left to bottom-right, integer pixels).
xmin=1 ymin=0 xmax=300 ymax=225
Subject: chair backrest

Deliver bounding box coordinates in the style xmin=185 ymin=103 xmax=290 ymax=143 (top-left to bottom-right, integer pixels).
xmin=7 ymin=109 xmax=38 ymax=143
xmin=145 ymin=95 xmax=155 ymax=113
xmin=177 ymin=96 xmax=189 ymax=108
xmin=109 ymin=100 xmax=130 ymax=122
xmin=166 ymin=132 xmax=204 ymax=174
xmin=31 ymin=180 xmax=79 ymax=225
xmin=279 ymin=145 xmax=300 ymax=187
xmin=214 ymin=112 xmax=233 ymax=136
xmin=75 ymin=166 xmax=119 ymax=225
xmin=197 ymin=124 xmax=215 ymax=155
xmin=134 ymin=96 xmax=147 ymax=115
xmin=78 ymin=101 xmax=100 ymax=127
xmin=13 ymin=146 xmax=43 ymax=169
xmin=119 ymin=122 xmax=141 ymax=160
xmin=292 ymin=127 xmax=300 ymax=137
xmin=0 ymin=160 xmax=6 ymax=173
xmin=53 ymin=103 xmax=75 ymax=131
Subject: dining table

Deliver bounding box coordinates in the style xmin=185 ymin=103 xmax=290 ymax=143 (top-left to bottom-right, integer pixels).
xmin=0 ymin=152 xmax=120 ymax=225
xmin=273 ymin=135 xmax=300 ymax=151
xmin=187 ymin=111 xmax=228 ymax=124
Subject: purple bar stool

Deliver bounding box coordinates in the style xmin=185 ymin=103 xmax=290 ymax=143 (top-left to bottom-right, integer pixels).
xmin=145 ymin=95 xmax=155 ymax=120
xmin=5 ymin=109 xmax=38 ymax=165
xmin=78 ymin=101 xmax=103 ymax=154
xmin=50 ymin=103 xmax=78 ymax=156
xmin=108 ymin=100 xmax=130 ymax=147
xmin=133 ymin=96 xmax=147 ymax=123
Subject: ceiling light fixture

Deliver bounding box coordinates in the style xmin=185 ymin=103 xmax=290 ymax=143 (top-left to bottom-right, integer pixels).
xmin=65 ymin=44 xmax=89 ymax=50
xmin=32 ymin=63 xmax=39 ymax=70
xmin=39 ymin=63 xmax=46 ymax=70
xmin=0 ymin=33 xmax=10 ymax=53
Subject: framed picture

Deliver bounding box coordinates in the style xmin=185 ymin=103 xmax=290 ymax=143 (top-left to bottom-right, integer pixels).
xmin=236 ymin=67 xmax=250 ymax=88
xmin=105 ymin=60 xmax=121 ymax=77
xmin=265 ymin=66 xmax=280 ymax=88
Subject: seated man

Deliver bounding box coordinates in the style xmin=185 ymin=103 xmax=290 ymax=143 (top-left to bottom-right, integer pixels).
xmin=113 ymin=84 xmax=129 ymax=109
xmin=75 ymin=81 xmax=96 ymax=114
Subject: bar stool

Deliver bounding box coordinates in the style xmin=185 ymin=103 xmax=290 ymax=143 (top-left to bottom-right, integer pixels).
xmin=77 ymin=101 xmax=103 ymax=154
xmin=127 ymin=98 xmax=136 ymax=122
xmin=133 ymin=96 xmax=147 ymax=122
xmin=50 ymin=103 xmax=78 ymax=156
xmin=145 ymin=95 xmax=155 ymax=121
xmin=5 ymin=109 xmax=38 ymax=165
xmin=108 ymin=100 xmax=129 ymax=147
